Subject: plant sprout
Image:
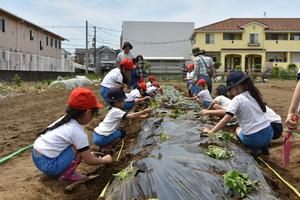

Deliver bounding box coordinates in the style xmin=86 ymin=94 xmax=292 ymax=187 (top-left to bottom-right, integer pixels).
xmin=206 ymin=145 xmax=234 ymax=159
xmin=223 ymin=170 xmax=257 ymax=198
xmin=112 ymin=161 xmax=135 ymax=180
xmin=216 ymin=131 xmax=235 ymax=143
xmin=159 ymin=132 xmax=171 ymax=141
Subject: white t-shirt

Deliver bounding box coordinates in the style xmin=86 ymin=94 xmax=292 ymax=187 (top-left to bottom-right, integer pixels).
xmin=226 ymin=91 xmax=270 ymax=135
xmin=116 ymin=51 xmax=135 ymax=64
xmin=265 ymin=106 xmax=282 ymax=124
xmin=186 ymin=71 xmax=195 ymax=79
xmin=33 ymin=118 xmax=89 ymax=158
xmin=146 ymin=81 xmax=152 ymax=88
xmin=197 ymin=89 xmax=213 ymax=102
xmin=125 ymin=89 xmax=142 ymax=102
xmin=146 ymin=86 xmax=157 ymax=95
xmin=94 ymin=107 xmax=127 ymax=136
xmin=101 ymin=68 xmax=123 ymax=88
xmin=214 ymin=95 xmax=232 ymax=109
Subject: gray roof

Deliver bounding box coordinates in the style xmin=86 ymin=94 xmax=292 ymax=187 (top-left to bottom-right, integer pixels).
xmin=122 ymin=21 xmax=194 ymax=60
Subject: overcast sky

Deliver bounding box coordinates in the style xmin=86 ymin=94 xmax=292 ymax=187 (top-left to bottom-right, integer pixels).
xmin=2 ymin=0 xmax=300 ymax=52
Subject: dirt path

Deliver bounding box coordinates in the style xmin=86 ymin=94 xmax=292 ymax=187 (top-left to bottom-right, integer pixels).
xmin=0 ymin=80 xmax=300 ymax=200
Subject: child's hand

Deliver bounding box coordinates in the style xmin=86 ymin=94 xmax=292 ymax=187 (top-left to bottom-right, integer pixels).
xmin=201 ymin=127 xmax=211 ymax=133
xmin=200 ymin=109 xmax=208 ymax=116
xmin=145 ymin=107 xmax=154 ymax=113
xmin=140 ymin=113 xmax=149 ymax=119
xmin=102 ymin=155 xmax=112 ymax=163
xmin=285 ymin=113 xmax=298 ymax=129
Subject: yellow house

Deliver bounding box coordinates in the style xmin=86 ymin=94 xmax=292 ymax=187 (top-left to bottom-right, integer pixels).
xmin=191 ymin=18 xmax=300 ymax=72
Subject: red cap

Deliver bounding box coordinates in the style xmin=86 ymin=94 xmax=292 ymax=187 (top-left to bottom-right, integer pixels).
xmin=120 ymin=58 xmax=136 ymax=70
xmin=148 ymin=75 xmax=156 ymax=82
xmin=187 ymin=63 xmax=194 ymax=70
xmin=68 ymin=87 xmax=104 ymax=110
xmin=152 ymin=81 xmax=160 ymax=87
xmin=138 ymin=82 xmax=147 ymax=91
xmin=197 ymin=79 xmax=206 ymax=86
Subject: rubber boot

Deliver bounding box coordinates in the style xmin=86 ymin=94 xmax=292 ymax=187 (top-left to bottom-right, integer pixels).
xmin=59 ymin=160 xmax=87 ymax=181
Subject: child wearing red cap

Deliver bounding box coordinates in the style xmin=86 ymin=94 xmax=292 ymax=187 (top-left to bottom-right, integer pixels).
xmin=187 ymin=79 xmax=212 ymax=108
xmin=93 ymin=87 xmax=153 ymax=150
xmin=100 ymin=58 xmax=136 ymax=104
xmin=185 ymin=63 xmax=195 ymax=97
xmin=146 ymin=75 xmax=157 ymax=88
xmin=32 ymin=87 xmax=112 ymax=182
xmin=123 ymin=82 xmax=151 ymax=111
xmin=146 ymin=81 xmax=163 ymax=97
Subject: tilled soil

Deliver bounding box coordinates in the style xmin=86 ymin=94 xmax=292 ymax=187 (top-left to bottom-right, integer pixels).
xmin=0 ymin=80 xmax=300 ymax=200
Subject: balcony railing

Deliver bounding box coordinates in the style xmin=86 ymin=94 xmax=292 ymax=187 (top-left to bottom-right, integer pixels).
xmin=248 ymin=42 xmax=260 ymax=46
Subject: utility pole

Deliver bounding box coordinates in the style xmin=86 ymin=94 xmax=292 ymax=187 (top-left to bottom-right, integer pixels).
xmin=85 ymin=20 xmax=88 ymax=74
xmin=93 ymin=26 xmax=97 ymax=73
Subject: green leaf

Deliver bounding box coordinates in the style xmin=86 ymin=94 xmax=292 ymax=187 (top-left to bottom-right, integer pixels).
xmin=223 ymin=170 xmax=257 ymax=198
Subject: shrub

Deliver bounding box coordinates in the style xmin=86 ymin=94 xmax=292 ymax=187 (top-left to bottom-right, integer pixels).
xmin=254 ymin=64 xmax=262 ymax=72
xmin=214 ymin=62 xmax=222 ymax=69
xmin=287 ymin=63 xmax=298 ymax=73
xmin=12 ymin=74 xmax=23 ymax=87
xmin=270 ymin=66 xmax=297 ymax=80
xmin=235 ymin=65 xmax=242 ymax=71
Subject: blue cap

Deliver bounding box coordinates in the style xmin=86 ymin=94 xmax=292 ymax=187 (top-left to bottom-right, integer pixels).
xmin=107 ymin=87 xmax=127 ymax=102
xmin=216 ymin=84 xmax=228 ymax=96
xmin=226 ymin=70 xmax=248 ymax=90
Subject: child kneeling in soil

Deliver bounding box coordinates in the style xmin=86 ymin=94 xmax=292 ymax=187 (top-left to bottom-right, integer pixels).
xmin=146 ymin=81 xmax=163 ymax=97
xmin=187 ymin=79 xmax=212 ymax=109
xmin=146 ymin=75 xmax=156 ymax=87
xmin=93 ymin=87 xmax=153 ymax=151
xmin=32 ymin=87 xmax=112 ymax=181
xmin=202 ymin=70 xmax=274 ymax=156
xmin=124 ymin=82 xmax=151 ymax=111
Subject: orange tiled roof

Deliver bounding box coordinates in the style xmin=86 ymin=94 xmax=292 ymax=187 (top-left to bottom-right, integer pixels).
xmin=195 ymin=18 xmax=300 ymax=31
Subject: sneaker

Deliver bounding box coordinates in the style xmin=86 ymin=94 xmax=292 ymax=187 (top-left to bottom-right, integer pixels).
xmin=59 ymin=173 xmax=87 ymax=182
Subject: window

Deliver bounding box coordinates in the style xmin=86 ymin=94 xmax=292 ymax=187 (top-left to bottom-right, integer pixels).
xmin=266 ymin=33 xmax=288 ymax=40
xmin=0 ymin=18 xmax=5 ymax=32
xmin=40 ymin=41 xmax=43 ymax=50
xmin=205 ymin=33 xmax=214 ymax=44
xmin=58 ymin=41 xmax=61 ymax=49
xmin=50 ymin=38 xmax=53 ymax=47
xmin=223 ymin=33 xmax=242 ymax=40
xmin=249 ymin=33 xmax=259 ymax=44
xmin=290 ymin=33 xmax=300 ymax=40
xmin=55 ymin=40 xmax=57 ymax=48
xmin=30 ymin=30 xmax=34 ymax=40
xmin=46 ymin=37 xmax=48 ymax=46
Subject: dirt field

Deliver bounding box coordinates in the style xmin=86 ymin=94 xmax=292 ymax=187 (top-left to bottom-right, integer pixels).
xmin=0 ymin=80 xmax=299 ymax=200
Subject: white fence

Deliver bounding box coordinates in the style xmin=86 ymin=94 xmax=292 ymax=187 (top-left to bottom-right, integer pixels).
xmin=0 ymin=50 xmax=74 ymax=72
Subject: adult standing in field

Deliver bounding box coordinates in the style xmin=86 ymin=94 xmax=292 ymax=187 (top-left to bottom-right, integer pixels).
xmin=116 ymin=42 xmax=135 ymax=65
xmin=191 ymin=47 xmax=215 ymax=94
xmin=116 ymin=42 xmax=135 ymax=88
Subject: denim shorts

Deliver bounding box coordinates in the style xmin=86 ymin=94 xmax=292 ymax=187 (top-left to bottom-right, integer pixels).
xmin=100 ymin=86 xmax=110 ymax=105
xmin=271 ymin=122 xmax=283 ymax=140
xmin=93 ymin=130 xmax=123 ymax=147
xmin=203 ymin=100 xmax=211 ymax=109
xmin=124 ymin=101 xmax=135 ymax=111
xmin=239 ymin=125 xmax=273 ymax=150
xmin=32 ymin=145 xmax=75 ymax=176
